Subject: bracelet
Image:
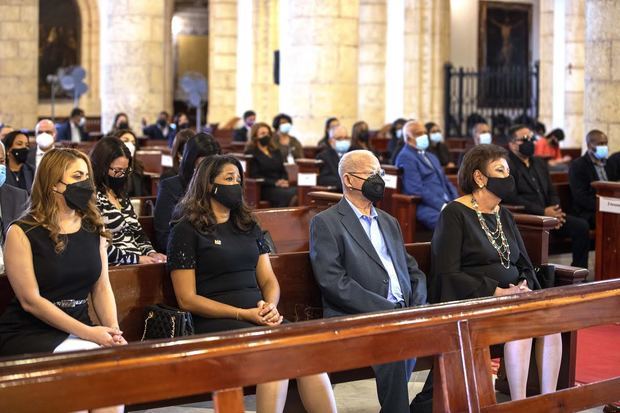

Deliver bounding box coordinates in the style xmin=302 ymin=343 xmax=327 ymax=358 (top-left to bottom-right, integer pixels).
xmin=235 ymin=310 xmax=240 ymax=320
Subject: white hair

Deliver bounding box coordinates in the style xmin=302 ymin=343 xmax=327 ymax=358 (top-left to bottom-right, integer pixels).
xmin=338 ymin=150 xmax=379 ymax=187
xmin=402 ymin=119 xmax=420 ymax=141
xmin=35 ymin=119 xmax=55 ymax=136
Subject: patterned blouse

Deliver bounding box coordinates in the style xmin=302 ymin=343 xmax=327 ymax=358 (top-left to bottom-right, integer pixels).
xmin=96 ymin=190 xmax=155 ymax=265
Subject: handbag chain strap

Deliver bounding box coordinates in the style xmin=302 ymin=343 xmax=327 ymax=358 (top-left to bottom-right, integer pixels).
xmin=141 ymin=311 xmax=154 ymax=341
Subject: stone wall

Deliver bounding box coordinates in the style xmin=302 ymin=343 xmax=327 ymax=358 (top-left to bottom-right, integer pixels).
xmin=99 ymin=0 xmax=173 ymax=133
xmin=358 ymin=0 xmax=387 ymax=129
xmin=564 ymin=0 xmax=585 ymax=148
xmin=0 ymin=0 xmax=38 ymax=129
xmin=584 ymin=0 xmax=620 ymax=153
xmin=208 ymin=0 xmax=238 ymax=126
xmin=251 ymin=0 xmax=279 ymax=125
xmin=538 ymin=0 xmax=554 ymax=133
xmin=279 ymin=0 xmax=359 ymax=145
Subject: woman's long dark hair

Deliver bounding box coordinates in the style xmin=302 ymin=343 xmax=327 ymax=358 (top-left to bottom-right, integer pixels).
xmin=90 ymin=136 xmax=132 ymax=196
xmin=174 ymin=154 xmax=255 ymax=233
xmin=179 ymin=132 xmax=221 ymax=187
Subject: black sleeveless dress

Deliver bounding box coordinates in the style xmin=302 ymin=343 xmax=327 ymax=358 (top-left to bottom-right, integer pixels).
xmin=0 ymin=221 xmax=102 ymax=356
xmin=167 ymin=219 xmax=273 ymax=334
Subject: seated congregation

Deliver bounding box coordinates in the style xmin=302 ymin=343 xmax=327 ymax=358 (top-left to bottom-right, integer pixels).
xmin=0 ymin=109 xmax=618 ymax=413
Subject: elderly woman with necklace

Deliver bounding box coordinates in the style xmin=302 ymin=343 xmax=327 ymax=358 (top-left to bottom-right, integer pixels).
xmin=429 ymin=144 xmax=562 ymax=401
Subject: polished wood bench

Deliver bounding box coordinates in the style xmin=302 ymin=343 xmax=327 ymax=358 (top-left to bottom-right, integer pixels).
xmin=1 ymin=278 xmax=616 ymax=412
xmin=253 ymin=206 xmax=322 ymax=253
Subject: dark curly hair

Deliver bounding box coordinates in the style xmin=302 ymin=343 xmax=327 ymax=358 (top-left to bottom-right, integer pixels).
xmin=173 ymin=154 xmax=256 ymax=234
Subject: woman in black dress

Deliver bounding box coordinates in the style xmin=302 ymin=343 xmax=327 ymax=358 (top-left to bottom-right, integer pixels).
xmin=245 ymin=122 xmax=297 ymax=207
xmin=0 ymin=148 xmax=126 ymax=356
xmin=3 ymin=130 xmax=35 ymax=193
xmin=430 ymin=144 xmax=561 ymax=400
xmin=167 ymin=154 xmax=336 ymax=413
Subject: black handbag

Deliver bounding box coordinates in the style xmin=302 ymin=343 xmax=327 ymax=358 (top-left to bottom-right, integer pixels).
xmin=534 ymin=264 xmax=556 ymax=289
xmin=141 ymin=304 xmax=194 ymax=341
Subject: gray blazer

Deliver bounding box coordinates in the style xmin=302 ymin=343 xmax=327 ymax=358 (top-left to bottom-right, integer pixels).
xmin=0 ymin=184 xmax=29 ymax=238
xmin=309 ymin=198 xmax=427 ymax=318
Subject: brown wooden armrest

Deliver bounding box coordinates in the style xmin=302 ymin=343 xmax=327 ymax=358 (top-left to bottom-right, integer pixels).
xmin=513 ymin=214 xmax=559 ymax=266
xmin=391 ymin=194 xmax=422 ymax=243
xmin=244 ymin=178 xmax=264 ymax=208
xmin=513 ymin=213 xmax=558 ymax=230
xmin=502 ymin=203 xmax=525 ymax=212
xmin=392 ymin=193 xmax=422 ymax=205
xmin=308 ymin=191 xmax=343 ymax=207
xmin=553 ymin=264 xmax=589 ymax=286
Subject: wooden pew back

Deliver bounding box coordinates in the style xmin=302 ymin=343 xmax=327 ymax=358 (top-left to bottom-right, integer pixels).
xmin=1 ymin=279 xmax=617 ymax=413
xmin=253 ymin=206 xmax=321 ymax=253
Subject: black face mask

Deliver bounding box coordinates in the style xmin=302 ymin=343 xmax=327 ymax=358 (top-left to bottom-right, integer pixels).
xmin=117 ymin=122 xmax=129 ymax=130
xmin=58 ymin=180 xmax=94 ymax=212
xmin=350 ymin=173 xmax=385 ymax=203
xmin=258 ymin=136 xmax=271 ymax=147
xmin=11 ymin=147 xmax=29 ymax=164
xmin=358 ymin=131 xmax=370 ymax=143
xmin=178 ymin=122 xmax=190 ymax=130
xmin=211 ymin=184 xmax=243 ymax=210
xmin=518 ymin=140 xmax=535 ymax=157
xmin=484 ymin=175 xmax=516 ymax=200
xmin=107 ymin=175 xmax=127 ymax=194
xmin=157 ymin=119 xmax=167 ymax=128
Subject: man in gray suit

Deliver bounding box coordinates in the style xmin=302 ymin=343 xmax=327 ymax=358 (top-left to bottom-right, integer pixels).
xmin=310 ymin=149 xmax=427 ymax=413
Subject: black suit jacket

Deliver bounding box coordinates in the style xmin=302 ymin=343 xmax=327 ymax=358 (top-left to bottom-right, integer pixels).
xmin=56 ymin=120 xmax=88 ymax=141
xmin=0 ymin=184 xmax=29 ymax=240
xmin=309 ymin=198 xmax=427 ymax=318
xmin=5 ymin=163 xmax=34 ymax=194
xmin=607 ymin=151 xmax=620 ymax=181
xmin=316 ymin=147 xmax=342 ymax=192
xmin=153 ymin=175 xmax=185 ymax=252
xmin=233 ymin=126 xmax=249 ymax=142
xmin=143 ymin=124 xmax=175 ymax=142
xmin=569 ymin=154 xmax=600 ymax=220
xmin=504 ymin=151 xmax=559 ymax=216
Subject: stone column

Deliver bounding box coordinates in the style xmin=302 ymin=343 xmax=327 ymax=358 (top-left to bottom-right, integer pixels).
xmin=0 ymin=0 xmax=38 ymax=129
xmin=251 ymin=0 xmax=279 ymax=123
xmin=538 ymin=0 xmax=554 ymax=131
xmin=99 ymin=0 xmax=173 ymax=133
xmin=279 ymin=0 xmax=359 ymax=145
xmin=208 ymin=0 xmax=237 ymax=125
xmin=585 ymin=0 xmax=620 ymax=154
xmin=564 ymin=0 xmax=585 ymax=148
xmin=358 ymin=0 xmax=387 ymax=129
xmin=403 ymin=0 xmax=450 ymax=123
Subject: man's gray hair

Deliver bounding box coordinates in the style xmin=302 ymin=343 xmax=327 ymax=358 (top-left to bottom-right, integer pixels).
xmin=338 ymin=149 xmax=378 ymax=184
xmin=402 ymin=119 xmax=419 ymax=141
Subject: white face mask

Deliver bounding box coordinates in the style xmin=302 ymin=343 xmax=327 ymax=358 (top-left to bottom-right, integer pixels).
xmin=79 ymin=117 xmax=86 ymax=127
xmin=36 ymin=132 xmax=54 ymax=150
xmin=123 ymin=141 xmax=136 ymax=157
xmin=479 ymin=132 xmax=492 ymax=145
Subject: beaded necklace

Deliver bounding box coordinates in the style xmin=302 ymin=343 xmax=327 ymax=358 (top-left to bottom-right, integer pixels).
xmin=471 ymin=195 xmax=511 ymax=269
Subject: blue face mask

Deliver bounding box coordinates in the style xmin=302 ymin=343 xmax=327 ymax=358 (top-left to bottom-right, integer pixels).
xmin=430 ymin=132 xmax=443 ymax=143
xmin=279 ymin=123 xmax=292 ymax=134
xmin=0 ymin=164 xmax=6 ymax=187
xmin=415 ymin=134 xmax=429 ymax=151
xmin=334 ymin=139 xmax=351 ymax=154
xmin=594 ymin=145 xmax=609 ymax=160
xmin=479 ymin=132 xmax=492 ymax=145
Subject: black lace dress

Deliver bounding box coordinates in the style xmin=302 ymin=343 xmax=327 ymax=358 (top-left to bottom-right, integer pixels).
xmin=0 ymin=221 xmax=101 ymax=356
xmin=167 ymin=219 xmax=273 ymax=334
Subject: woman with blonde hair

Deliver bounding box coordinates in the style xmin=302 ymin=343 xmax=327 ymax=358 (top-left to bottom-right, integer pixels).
xmin=0 ymin=148 xmax=127 ymax=358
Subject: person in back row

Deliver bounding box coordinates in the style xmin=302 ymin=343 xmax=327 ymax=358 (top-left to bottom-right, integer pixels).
xmin=0 ymin=139 xmax=29 ymax=246
xmin=568 ymin=129 xmax=609 ymax=228
xmin=317 ymin=117 xmax=340 ymax=149
xmin=425 ymin=122 xmax=454 ymax=168
xmin=457 ymin=122 xmax=492 ymax=167
xmin=56 ymin=107 xmax=89 ymax=143
xmin=154 ymin=132 xmax=221 ymax=252
xmin=272 ymin=113 xmax=303 ymax=162
xmin=91 ymin=137 xmax=166 ymax=265
xmin=310 ymin=149 xmax=427 ymax=413
xmin=234 ymin=110 xmax=256 ymax=142
xmin=3 ymin=130 xmax=35 ymax=193
xmin=503 ymin=124 xmax=590 ymax=268
xmin=317 ymin=125 xmax=352 ymax=192
xmin=245 ymin=122 xmax=297 ymax=207
xmin=395 ymin=120 xmax=458 ymax=230
xmin=167 ymin=154 xmax=336 ymax=413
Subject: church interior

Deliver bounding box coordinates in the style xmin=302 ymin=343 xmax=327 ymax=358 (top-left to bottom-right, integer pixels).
xmin=0 ymin=1 xmax=619 ymax=412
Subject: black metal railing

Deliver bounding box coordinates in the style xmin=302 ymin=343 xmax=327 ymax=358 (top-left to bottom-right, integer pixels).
xmin=443 ymin=62 xmax=540 ymax=137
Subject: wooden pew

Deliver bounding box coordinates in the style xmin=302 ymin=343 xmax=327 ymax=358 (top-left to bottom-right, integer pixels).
xmin=253 ymin=206 xmax=322 ymax=253
xmin=1 ymin=276 xmax=616 ymax=412
xmin=295 ymin=158 xmax=335 ymax=206
xmin=137 ymin=216 xmax=155 ymax=244
xmin=130 ymin=195 xmax=157 ymax=217
xmin=592 ymin=181 xmax=620 ymax=281
xmin=231 ymin=153 xmax=266 ymax=208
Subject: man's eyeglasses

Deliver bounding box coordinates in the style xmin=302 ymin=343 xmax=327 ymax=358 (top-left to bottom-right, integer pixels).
xmin=348 ymin=169 xmax=385 ymax=177
xmin=108 ymin=167 xmax=132 ymax=177
xmin=515 ymin=134 xmax=535 ymax=143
